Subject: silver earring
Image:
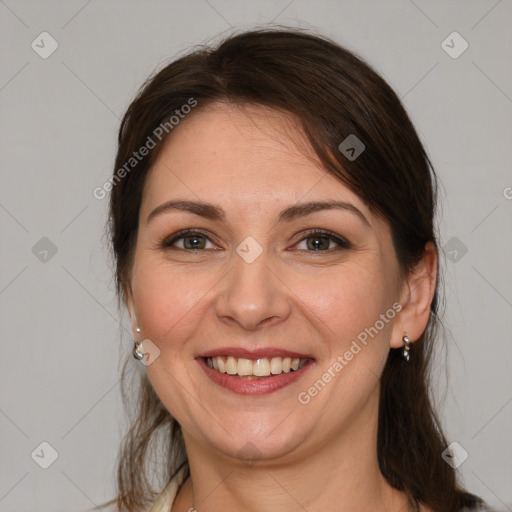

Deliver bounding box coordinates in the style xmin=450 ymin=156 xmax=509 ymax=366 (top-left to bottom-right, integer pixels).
xmin=402 ymin=336 xmax=412 ymax=362
xmin=133 ymin=327 xmax=144 ymax=361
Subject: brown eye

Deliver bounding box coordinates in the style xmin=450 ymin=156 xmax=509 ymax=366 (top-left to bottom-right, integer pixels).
xmin=162 ymin=230 xmax=216 ymax=250
xmin=295 ymin=230 xmax=350 ymax=251
xmin=181 ymin=234 xmax=208 ymax=250
xmin=305 ymin=236 xmax=331 ymax=251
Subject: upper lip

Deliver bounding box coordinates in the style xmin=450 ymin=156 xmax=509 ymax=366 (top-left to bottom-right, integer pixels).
xmin=197 ymin=347 xmax=315 ymax=360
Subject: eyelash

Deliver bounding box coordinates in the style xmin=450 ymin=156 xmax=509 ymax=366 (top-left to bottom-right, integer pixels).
xmin=160 ymin=228 xmax=351 ymax=252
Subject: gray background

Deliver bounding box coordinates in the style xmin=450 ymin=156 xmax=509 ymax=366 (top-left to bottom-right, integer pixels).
xmin=1 ymin=1 xmax=511 ymax=511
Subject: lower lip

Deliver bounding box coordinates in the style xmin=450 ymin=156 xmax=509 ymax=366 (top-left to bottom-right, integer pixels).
xmin=197 ymin=357 xmax=314 ymax=396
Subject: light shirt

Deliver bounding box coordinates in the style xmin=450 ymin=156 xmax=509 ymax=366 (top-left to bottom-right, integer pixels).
xmin=148 ymin=462 xmax=189 ymax=512
xmin=145 ymin=463 xmax=493 ymax=512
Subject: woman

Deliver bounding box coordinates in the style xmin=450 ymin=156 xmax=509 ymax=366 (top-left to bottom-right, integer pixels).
xmin=102 ymin=28 xmax=491 ymax=512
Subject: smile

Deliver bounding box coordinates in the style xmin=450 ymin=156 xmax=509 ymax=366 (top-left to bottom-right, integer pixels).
xmin=205 ymin=356 xmax=309 ymax=378
xmin=197 ymin=355 xmax=315 ymax=396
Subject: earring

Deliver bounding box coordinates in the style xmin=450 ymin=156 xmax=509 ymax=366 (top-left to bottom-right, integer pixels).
xmin=133 ymin=327 xmax=144 ymax=361
xmin=402 ymin=335 xmax=412 ymax=362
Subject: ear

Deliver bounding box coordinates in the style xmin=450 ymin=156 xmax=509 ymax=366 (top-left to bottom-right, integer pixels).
xmin=124 ymin=282 xmax=140 ymax=338
xmin=390 ymin=242 xmax=438 ymax=348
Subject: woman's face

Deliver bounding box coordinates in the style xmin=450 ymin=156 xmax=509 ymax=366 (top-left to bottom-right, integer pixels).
xmin=126 ymin=103 xmax=410 ymax=464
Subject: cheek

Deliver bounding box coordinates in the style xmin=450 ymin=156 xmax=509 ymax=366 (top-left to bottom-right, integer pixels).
xmin=130 ymin=258 xmax=216 ymax=350
xmin=295 ymin=262 xmax=393 ymax=343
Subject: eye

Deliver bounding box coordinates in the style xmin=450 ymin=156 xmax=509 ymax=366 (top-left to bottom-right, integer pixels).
xmin=160 ymin=228 xmax=350 ymax=252
xmin=293 ymin=230 xmax=350 ymax=252
xmin=162 ymin=229 xmax=217 ymax=250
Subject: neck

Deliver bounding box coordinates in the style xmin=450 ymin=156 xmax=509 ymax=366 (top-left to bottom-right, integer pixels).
xmin=174 ymin=390 xmax=409 ymax=512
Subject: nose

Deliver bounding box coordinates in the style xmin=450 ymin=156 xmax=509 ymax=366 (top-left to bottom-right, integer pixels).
xmin=215 ymin=249 xmax=292 ymax=331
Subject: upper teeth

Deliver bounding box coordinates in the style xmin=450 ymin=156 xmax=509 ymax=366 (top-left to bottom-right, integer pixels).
xmin=206 ymin=356 xmax=308 ymax=376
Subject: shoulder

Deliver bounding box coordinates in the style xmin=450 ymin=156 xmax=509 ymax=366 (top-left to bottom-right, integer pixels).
xmin=461 ymin=506 xmax=497 ymax=512
xmin=419 ymin=502 xmax=496 ymax=512
xmin=151 ymin=462 xmax=190 ymax=512
xmin=79 ymin=463 xmax=190 ymax=512
xmin=81 ymin=501 xmax=119 ymax=512
xmin=85 ymin=500 xmax=120 ymax=512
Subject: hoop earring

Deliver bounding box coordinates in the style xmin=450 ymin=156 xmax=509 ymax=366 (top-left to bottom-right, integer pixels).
xmin=133 ymin=327 xmax=144 ymax=361
xmin=402 ymin=335 xmax=412 ymax=362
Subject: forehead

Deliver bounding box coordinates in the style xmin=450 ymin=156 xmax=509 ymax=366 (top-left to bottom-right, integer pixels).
xmin=142 ymin=102 xmax=369 ymax=215
xmin=152 ymin=103 xmax=323 ymax=180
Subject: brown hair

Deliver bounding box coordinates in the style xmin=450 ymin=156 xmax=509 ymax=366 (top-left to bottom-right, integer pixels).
xmin=105 ymin=28 xmax=485 ymax=512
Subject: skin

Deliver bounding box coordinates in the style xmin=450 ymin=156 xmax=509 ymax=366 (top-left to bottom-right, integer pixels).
xmin=125 ymin=102 xmax=437 ymax=512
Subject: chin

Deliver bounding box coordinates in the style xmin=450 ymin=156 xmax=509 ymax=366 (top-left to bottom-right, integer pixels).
xmin=201 ymin=418 xmax=310 ymax=466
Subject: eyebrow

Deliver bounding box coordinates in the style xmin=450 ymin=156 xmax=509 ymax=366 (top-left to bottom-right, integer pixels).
xmin=147 ymin=199 xmax=370 ymax=227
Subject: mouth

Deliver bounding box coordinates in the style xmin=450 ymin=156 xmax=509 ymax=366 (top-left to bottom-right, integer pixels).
xmin=203 ymin=355 xmax=310 ymax=378
xmin=196 ymin=350 xmax=315 ymax=396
